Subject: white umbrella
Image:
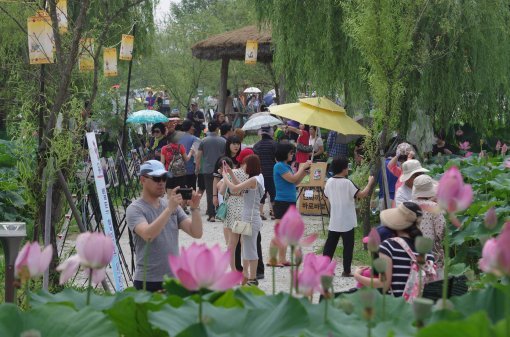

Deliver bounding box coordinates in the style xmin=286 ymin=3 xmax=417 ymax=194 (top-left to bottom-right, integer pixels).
xmin=243 ymin=87 xmax=261 ymax=94
xmin=242 ymin=115 xmax=282 ymax=131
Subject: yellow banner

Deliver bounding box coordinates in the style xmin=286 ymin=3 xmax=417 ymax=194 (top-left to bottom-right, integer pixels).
xmin=119 ymin=34 xmax=134 ymax=61
xmin=103 ymin=48 xmax=118 ymax=77
xmin=56 ymin=0 xmax=68 ymax=33
xmin=79 ymin=38 xmax=95 ymax=72
xmin=27 ymin=11 xmax=55 ymax=64
xmin=245 ymin=40 xmax=258 ymax=65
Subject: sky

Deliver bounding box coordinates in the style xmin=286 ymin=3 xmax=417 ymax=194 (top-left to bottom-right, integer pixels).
xmin=155 ymin=0 xmax=176 ymax=25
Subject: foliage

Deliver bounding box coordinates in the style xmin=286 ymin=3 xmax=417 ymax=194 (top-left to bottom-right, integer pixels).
xmin=0 ymin=140 xmax=29 ymax=222
xmin=0 ymin=282 xmax=507 ymax=337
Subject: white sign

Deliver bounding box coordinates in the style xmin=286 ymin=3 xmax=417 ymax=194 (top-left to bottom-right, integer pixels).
xmin=86 ymin=132 xmax=124 ymax=291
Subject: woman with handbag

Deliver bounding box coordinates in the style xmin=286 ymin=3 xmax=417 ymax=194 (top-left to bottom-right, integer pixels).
xmin=222 ymin=154 xmax=265 ymax=286
xmin=284 ymin=123 xmax=311 ymax=168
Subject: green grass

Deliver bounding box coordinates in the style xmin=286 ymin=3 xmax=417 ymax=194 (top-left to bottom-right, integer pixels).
xmin=316 ymin=220 xmax=371 ymax=267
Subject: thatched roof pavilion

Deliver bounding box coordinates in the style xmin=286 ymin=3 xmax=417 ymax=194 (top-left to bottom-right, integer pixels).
xmin=191 ymin=25 xmax=272 ymax=113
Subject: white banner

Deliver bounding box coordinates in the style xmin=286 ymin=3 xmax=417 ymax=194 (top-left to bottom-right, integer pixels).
xmin=86 ymin=132 xmax=124 ymax=291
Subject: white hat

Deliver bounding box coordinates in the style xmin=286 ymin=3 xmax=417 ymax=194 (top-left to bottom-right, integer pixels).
xmin=399 ymin=159 xmax=429 ymax=182
xmin=380 ymin=203 xmax=423 ymax=231
xmin=139 ymin=160 xmax=168 ymax=177
xmin=412 ymin=175 xmax=438 ymax=199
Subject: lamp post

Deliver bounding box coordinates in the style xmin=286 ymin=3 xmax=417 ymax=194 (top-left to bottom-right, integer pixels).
xmin=0 ymin=222 xmax=26 ymax=303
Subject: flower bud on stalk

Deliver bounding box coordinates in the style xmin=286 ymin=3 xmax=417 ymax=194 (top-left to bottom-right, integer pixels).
xmin=484 ymin=207 xmax=497 ymax=230
xmin=415 ymin=236 xmax=433 ymax=255
xmin=372 ymin=258 xmax=387 ymax=274
xmin=294 ymin=247 xmax=303 ymax=267
xmin=367 ymin=228 xmax=381 ymax=253
xmin=413 ymin=298 xmax=434 ymax=328
xmin=360 ymin=288 xmax=376 ymax=321
xmin=321 ymin=275 xmax=333 ymax=299
xmin=335 ymin=298 xmax=354 ymax=315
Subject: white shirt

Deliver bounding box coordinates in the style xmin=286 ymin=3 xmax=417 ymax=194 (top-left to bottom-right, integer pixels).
xmin=309 ymin=137 xmax=324 ymax=153
xmin=395 ymin=184 xmax=413 ymax=206
xmin=324 ymin=176 xmax=359 ymax=232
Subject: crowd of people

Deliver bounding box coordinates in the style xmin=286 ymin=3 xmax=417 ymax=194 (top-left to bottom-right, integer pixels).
xmin=127 ymin=99 xmax=453 ymax=296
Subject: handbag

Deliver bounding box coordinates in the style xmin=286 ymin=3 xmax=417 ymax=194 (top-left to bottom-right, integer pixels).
xmin=215 ymin=189 xmax=229 ymax=221
xmin=232 ymin=190 xmax=254 ymax=236
xmin=297 ymin=142 xmax=313 ymax=153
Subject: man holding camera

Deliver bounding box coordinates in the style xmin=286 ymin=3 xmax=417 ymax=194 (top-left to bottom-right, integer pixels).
xmin=126 ymin=160 xmax=203 ymax=292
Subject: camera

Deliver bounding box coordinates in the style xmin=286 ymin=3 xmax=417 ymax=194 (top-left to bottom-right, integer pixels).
xmin=177 ymin=188 xmax=193 ymax=200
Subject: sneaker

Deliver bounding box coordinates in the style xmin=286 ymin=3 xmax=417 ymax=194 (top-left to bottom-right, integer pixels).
xmin=246 ymin=279 xmax=259 ymax=286
xmin=256 ymin=273 xmax=265 ymax=280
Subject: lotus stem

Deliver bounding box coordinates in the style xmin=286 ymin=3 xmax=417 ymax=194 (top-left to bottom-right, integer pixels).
xmin=442 ymin=223 xmax=450 ymax=306
xmin=324 ymin=295 xmax=328 ymax=324
xmin=290 ymin=246 xmax=295 ymax=296
xmin=23 ymin=280 xmax=30 ymax=310
xmin=272 ymin=266 xmax=275 ymax=295
xmin=86 ymin=269 xmax=93 ymax=305
xmin=370 ymin=254 xmax=374 ymax=289
xmin=198 ymin=288 xmax=203 ymax=323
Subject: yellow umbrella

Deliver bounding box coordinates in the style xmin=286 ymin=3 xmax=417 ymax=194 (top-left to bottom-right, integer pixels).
xmin=269 ymin=97 xmax=369 ymax=136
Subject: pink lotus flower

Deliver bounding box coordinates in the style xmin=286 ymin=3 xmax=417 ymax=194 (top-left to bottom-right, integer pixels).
xmin=275 ymin=206 xmax=317 ymax=247
xmin=57 ymin=232 xmax=114 ymax=285
xmin=455 ymin=129 xmax=464 ymax=136
xmin=496 ymin=222 xmax=510 ymax=275
xmin=484 ymin=207 xmax=497 ymax=230
xmin=366 ymin=228 xmax=381 ymax=253
xmin=502 ymin=144 xmax=508 ymax=156
xmin=464 ymin=152 xmax=473 ymax=158
xmin=459 ymin=141 xmax=471 ymax=151
xmin=296 ymin=253 xmax=336 ymax=296
xmin=505 ymin=159 xmax=510 ymax=169
xmin=168 ymin=243 xmax=243 ymax=291
xmin=436 ymin=166 xmax=473 ymax=213
xmin=15 ymin=242 xmax=53 ymax=282
xmin=496 ymin=140 xmax=501 ymax=152
xmin=479 ymin=239 xmax=499 ymax=274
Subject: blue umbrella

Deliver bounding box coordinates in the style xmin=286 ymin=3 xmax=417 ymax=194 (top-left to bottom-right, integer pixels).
xmin=263 ymin=93 xmax=274 ymax=106
xmin=126 ymin=110 xmax=168 ymax=124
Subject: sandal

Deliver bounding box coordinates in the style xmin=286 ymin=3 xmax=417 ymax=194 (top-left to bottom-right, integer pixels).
xmin=266 ymin=262 xmax=285 ymax=268
xmin=269 ymin=209 xmax=275 ymax=220
xmin=246 ymin=279 xmax=259 ymax=286
xmin=280 ymin=261 xmax=294 ymax=267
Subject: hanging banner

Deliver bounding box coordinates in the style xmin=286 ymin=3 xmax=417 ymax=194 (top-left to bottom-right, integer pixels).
xmin=245 ymin=40 xmax=258 ymax=65
xmin=56 ymin=0 xmax=68 ymax=33
xmin=103 ymin=48 xmax=118 ymax=77
xmin=27 ymin=10 xmax=55 ymax=64
xmin=119 ymin=34 xmax=134 ymax=61
xmin=78 ymin=38 xmax=95 ymax=72
xmin=86 ymin=132 xmax=124 ymax=292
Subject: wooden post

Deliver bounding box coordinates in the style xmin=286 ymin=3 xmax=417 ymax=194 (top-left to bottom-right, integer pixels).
xmin=218 ymin=57 xmax=230 ymax=114
xmin=121 ymin=24 xmax=136 ymax=153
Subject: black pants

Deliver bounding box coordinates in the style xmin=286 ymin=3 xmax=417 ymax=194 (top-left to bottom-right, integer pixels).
xmin=322 ymin=229 xmax=355 ymax=274
xmin=234 ymin=231 xmax=264 ymax=275
xmin=203 ymin=173 xmax=215 ymax=216
xmin=133 ymin=280 xmax=163 ymax=292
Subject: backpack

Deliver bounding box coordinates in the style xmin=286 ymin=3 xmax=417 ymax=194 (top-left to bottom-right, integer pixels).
xmin=391 ymin=237 xmax=438 ymax=303
xmin=167 ymin=144 xmax=187 ymax=177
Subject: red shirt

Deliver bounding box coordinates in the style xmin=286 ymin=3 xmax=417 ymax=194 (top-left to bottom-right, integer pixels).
xmin=161 ymin=143 xmax=185 ymax=170
xmin=296 ymin=130 xmax=310 ymax=163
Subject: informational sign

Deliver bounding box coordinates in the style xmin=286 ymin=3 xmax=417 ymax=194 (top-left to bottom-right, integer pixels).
xmin=78 ymin=38 xmax=94 ymax=72
xmin=119 ymin=34 xmax=134 ymax=61
xmin=245 ymin=40 xmax=258 ymax=65
xmin=298 ymin=187 xmax=330 ymax=216
xmin=298 ymin=162 xmax=327 ymax=188
xmin=27 ymin=10 xmax=55 ymax=64
xmin=56 ymin=0 xmax=68 ymax=33
xmin=103 ymin=48 xmax=118 ymax=77
xmin=86 ymin=132 xmax=124 ymax=292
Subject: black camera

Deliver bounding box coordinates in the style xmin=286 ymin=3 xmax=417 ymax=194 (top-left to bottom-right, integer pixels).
xmin=177 ymin=188 xmax=193 ymax=200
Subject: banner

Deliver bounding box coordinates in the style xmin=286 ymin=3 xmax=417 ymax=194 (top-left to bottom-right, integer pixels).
xmin=56 ymin=0 xmax=68 ymax=33
xmin=27 ymin=10 xmax=55 ymax=64
xmin=119 ymin=34 xmax=134 ymax=61
xmin=78 ymin=38 xmax=95 ymax=72
xmin=245 ymin=40 xmax=258 ymax=65
xmin=103 ymin=48 xmax=118 ymax=77
xmin=86 ymin=132 xmax=124 ymax=292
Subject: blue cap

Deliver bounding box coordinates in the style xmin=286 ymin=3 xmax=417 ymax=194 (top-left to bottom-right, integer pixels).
xmin=139 ymin=160 xmax=168 ymax=177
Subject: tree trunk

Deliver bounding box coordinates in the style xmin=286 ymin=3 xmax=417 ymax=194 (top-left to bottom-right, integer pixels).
xmin=217 ymin=57 xmax=229 ymax=113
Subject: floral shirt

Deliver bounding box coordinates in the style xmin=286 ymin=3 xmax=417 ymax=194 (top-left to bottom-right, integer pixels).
xmin=415 ymin=199 xmax=445 ymax=267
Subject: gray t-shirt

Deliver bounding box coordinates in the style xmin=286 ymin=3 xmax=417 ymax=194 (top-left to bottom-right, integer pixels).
xmin=198 ymin=133 xmax=226 ymax=174
xmin=126 ymin=198 xmax=188 ymax=282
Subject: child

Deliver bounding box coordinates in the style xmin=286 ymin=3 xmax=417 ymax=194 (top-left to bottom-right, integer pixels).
xmin=322 ymin=156 xmax=375 ymax=277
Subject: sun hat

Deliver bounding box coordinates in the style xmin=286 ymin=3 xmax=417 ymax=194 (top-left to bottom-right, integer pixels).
xmin=399 ymin=159 xmax=429 ymax=182
xmin=412 ymin=175 xmax=438 ymax=199
xmin=380 ymin=203 xmax=423 ymax=231
xmin=139 ymin=160 xmax=168 ymax=177
xmin=236 ymin=148 xmax=254 ymax=164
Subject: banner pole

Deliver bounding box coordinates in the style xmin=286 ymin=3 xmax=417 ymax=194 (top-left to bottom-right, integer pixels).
xmin=121 ymin=24 xmax=136 ymax=153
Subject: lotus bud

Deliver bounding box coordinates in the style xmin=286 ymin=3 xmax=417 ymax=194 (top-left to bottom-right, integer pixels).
xmin=268 ymin=239 xmax=279 ymax=266
xmin=321 ymin=275 xmax=333 ymax=294
xmin=335 ymin=298 xmax=354 ymax=315
xmin=415 ymin=236 xmax=433 ymax=255
xmin=359 ymin=288 xmax=376 ymax=309
xmin=413 ymin=298 xmax=434 ymax=327
xmin=496 ymin=140 xmax=502 ymax=152
xmin=484 ymin=207 xmax=497 ymax=230
xmin=372 ymin=258 xmax=387 ymax=274
xmin=367 ymin=228 xmax=381 ymax=253
xmin=502 ymin=143 xmax=508 ymax=156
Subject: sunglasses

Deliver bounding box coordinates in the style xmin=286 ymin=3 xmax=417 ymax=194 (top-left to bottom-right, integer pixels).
xmin=143 ymin=175 xmax=166 ymax=183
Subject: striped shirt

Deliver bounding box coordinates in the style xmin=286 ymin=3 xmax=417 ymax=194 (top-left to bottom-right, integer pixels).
xmin=379 ymin=237 xmax=434 ymax=297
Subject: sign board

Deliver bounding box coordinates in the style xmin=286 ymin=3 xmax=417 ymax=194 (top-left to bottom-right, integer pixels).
xmin=298 ymin=187 xmax=330 ymax=216
xmin=27 ymin=11 xmax=54 ymax=64
xmin=86 ymin=132 xmax=124 ymax=291
xmin=245 ymin=40 xmax=258 ymax=64
xmin=56 ymin=0 xmax=68 ymax=33
xmin=298 ymin=162 xmax=327 ymax=188
xmin=119 ymin=34 xmax=134 ymax=61
xmin=103 ymin=47 xmax=118 ymax=77
xmin=78 ymin=38 xmax=94 ymax=72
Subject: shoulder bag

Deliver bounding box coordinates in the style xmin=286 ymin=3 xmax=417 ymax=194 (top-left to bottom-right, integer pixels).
xmin=215 ymin=189 xmax=229 ymax=221
xmin=232 ymin=190 xmax=254 ymax=236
